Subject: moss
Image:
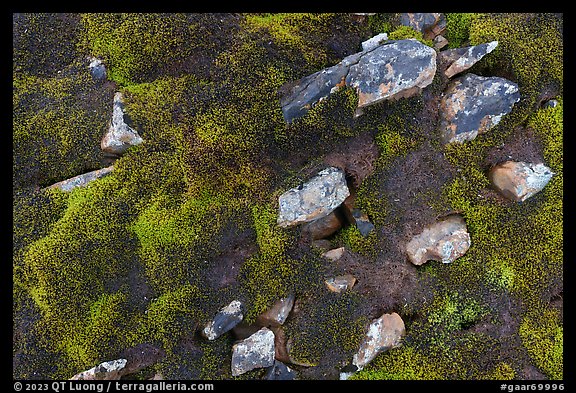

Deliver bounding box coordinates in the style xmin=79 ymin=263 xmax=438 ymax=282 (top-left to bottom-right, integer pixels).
xmin=388 ymin=25 xmax=434 ymax=47
xmin=519 ymin=305 xmax=563 ymax=380
xmin=333 ymin=225 xmax=379 ymax=258
xmin=445 ymin=13 xmax=477 ymax=48
xmin=285 ymin=291 xmax=367 ymax=367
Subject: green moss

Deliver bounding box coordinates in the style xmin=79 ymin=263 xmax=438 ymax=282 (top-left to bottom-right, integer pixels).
xmin=519 ymin=305 xmax=563 ymax=380
xmin=334 ymin=225 xmax=378 ymax=258
xmin=481 ymin=362 xmax=516 ymax=380
xmin=445 ymin=13 xmax=477 ymax=48
xmin=388 ymin=25 xmax=434 ymax=47
xmin=285 ymin=292 xmax=367 ymax=366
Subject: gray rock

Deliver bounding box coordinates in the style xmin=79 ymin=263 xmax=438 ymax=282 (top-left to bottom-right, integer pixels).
xmin=346 ymin=39 xmax=437 ymax=109
xmin=70 ymin=359 xmax=127 ymax=380
xmin=439 ymin=74 xmax=520 ymax=144
xmin=543 ymin=99 xmax=559 ymax=108
xmin=231 ymin=327 xmax=275 ymax=376
xmin=277 ymin=167 xmax=350 ymax=228
xmin=405 ymin=215 xmax=471 ymax=265
xmin=361 ymin=33 xmax=388 ymax=51
xmin=202 ymin=300 xmax=244 ymax=340
xmin=341 ymin=312 xmax=405 ymax=379
xmin=399 ymin=13 xmax=446 ymax=40
xmin=263 ymin=360 xmax=297 ymax=380
xmin=351 ymin=209 xmax=375 ymax=236
xmin=488 ymin=161 xmax=554 ymax=202
xmin=256 ymin=294 xmax=295 ymax=327
xmin=44 ymin=166 xmax=114 ymax=192
xmin=88 ymin=57 xmax=106 ymax=81
xmin=279 ymin=39 xmax=436 ymax=122
xmin=443 ymin=41 xmax=498 ymax=78
xmin=101 ymin=92 xmax=144 ymax=155
xmin=325 ymin=274 xmax=357 ymax=293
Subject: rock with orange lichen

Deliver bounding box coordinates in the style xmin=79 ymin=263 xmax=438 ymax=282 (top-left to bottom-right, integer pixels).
xmin=439 ymin=74 xmax=520 ymax=144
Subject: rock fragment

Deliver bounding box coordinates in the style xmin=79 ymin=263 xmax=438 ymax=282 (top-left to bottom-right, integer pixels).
xmin=361 ymin=33 xmax=388 ymax=51
xmin=101 ymin=92 xmax=143 ymax=155
xmin=439 ymin=74 xmax=520 ymax=144
xmin=44 ymin=166 xmax=114 ymax=192
xmin=202 ymin=300 xmax=244 ymax=340
xmin=405 ymin=215 xmax=471 ymax=265
xmin=277 ymin=167 xmax=350 ymax=228
xmin=488 ymin=161 xmax=554 ymax=202
xmin=231 ymin=327 xmax=275 ymax=377
xmin=443 ymin=41 xmax=498 ymax=78
xmin=256 ymin=294 xmax=295 ymax=327
xmin=263 ymin=360 xmax=297 ymax=380
xmin=325 ymin=274 xmax=357 ymax=293
xmin=70 ymin=359 xmax=127 ymax=380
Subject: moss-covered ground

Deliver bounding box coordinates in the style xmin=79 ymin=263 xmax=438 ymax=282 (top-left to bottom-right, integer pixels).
xmin=13 ymin=13 xmax=562 ymax=380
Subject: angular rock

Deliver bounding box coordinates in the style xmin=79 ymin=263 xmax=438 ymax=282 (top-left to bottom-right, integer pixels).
xmin=400 ymin=13 xmax=446 ymax=40
xmin=350 ymin=209 xmax=375 ymax=237
xmin=279 ymin=39 xmax=436 ymax=122
xmin=346 ymin=39 xmax=437 ymax=109
xmin=361 ymin=33 xmax=388 ymax=51
xmin=439 ymin=74 xmax=520 ymax=144
xmin=202 ymin=300 xmax=244 ymax=340
xmin=70 ymin=359 xmax=127 ymax=380
xmin=303 ymin=210 xmax=344 ymax=240
xmin=231 ymin=327 xmax=275 ymax=376
xmin=488 ymin=161 xmax=554 ymax=202
xmin=88 ymin=57 xmax=106 ymax=82
xmin=44 ymin=166 xmax=114 ymax=192
xmin=277 ymin=167 xmax=350 ymax=228
xmin=406 ymin=215 xmax=471 ymax=265
xmin=443 ymin=41 xmax=498 ymax=78
xmin=341 ymin=312 xmax=405 ymax=379
xmin=433 ymin=35 xmax=449 ymax=50
xmin=101 ymin=92 xmax=143 ymax=155
xmin=322 ymin=247 xmax=346 ymax=262
xmin=264 ymin=360 xmax=297 ymax=380
xmin=325 ymin=274 xmax=357 ymax=293
xmin=257 ymin=294 xmax=295 ymax=327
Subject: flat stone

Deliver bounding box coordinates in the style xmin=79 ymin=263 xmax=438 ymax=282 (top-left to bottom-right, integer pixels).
xmin=202 ymin=300 xmax=244 ymax=340
xmin=231 ymin=327 xmax=275 ymax=377
xmin=443 ymin=41 xmax=498 ymax=78
xmin=346 ymin=39 xmax=437 ymax=108
xmin=101 ymin=92 xmax=144 ymax=155
xmin=488 ymin=161 xmax=554 ymax=202
xmin=44 ymin=166 xmax=114 ymax=192
xmin=341 ymin=312 xmax=405 ymax=379
xmin=405 ymin=215 xmax=471 ymax=265
xmin=256 ymin=294 xmax=295 ymax=327
xmin=263 ymin=360 xmax=297 ymax=380
xmin=439 ymin=74 xmax=520 ymax=144
xmin=322 ymin=247 xmax=346 ymax=262
xmin=325 ymin=274 xmax=357 ymax=293
xmin=70 ymin=359 xmax=127 ymax=380
xmin=433 ymin=35 xmax=449 ymax=50
xmin=277 ymin=167 xmax=350 ymax=228
xmin=279 ymin=39 xmax=436 ymax=122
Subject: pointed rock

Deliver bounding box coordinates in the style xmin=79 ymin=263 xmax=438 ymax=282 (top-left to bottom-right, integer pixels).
xmin=443 ymin=41 xmax=498 ymax=78
xmin=439 ymin=74 xmax=520 ymax=144
xmin=406 ymin=215 xmax=471 ymax=265
xmin=488 ymin=161 xmax=554 ymax=202
xmin=101 ymin=92 xmax=143 ymax=155
xmin=277 ymin=167 xmax=350 ymax=228
xmin=202 ymin=300 xmax=244 ymax=340
xmin=70 ymin=359 xmax=127 ymax=380
xmin=231 ymin=327 xmax=275 ymax=377
xmin=341 ymin=312 xmax=405 ymax=379
xmin=44 ymin=166 xmax=114 ymax=192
